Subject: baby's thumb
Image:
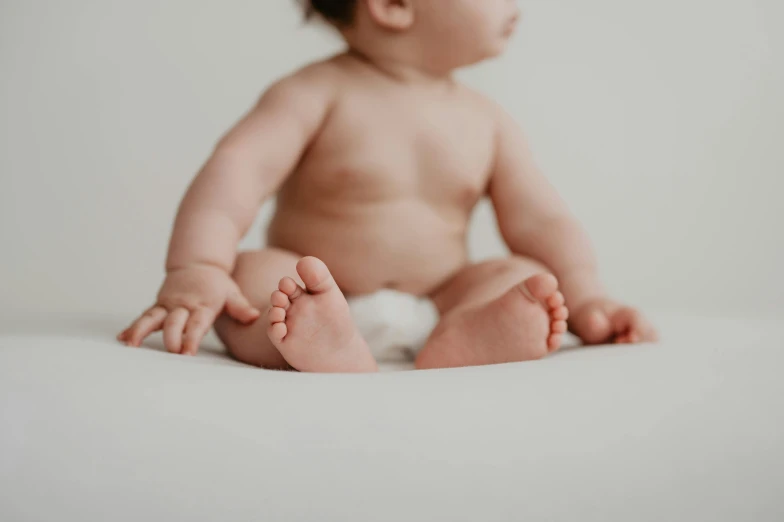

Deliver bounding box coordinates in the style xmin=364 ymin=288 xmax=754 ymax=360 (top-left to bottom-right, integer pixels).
xmin=225 ymin=291 xmax=261 ymax=324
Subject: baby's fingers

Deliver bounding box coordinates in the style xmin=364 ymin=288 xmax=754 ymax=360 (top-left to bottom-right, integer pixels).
xmin=122 ymin=306 xmax=167 ymax=347
xmin=163 ymin=307 xmax=190 ymax=354
xmin=612 ymin=307 xmax=643 ymax=344
xmin=182 ymin=307 xmax=217 ymax=356
xmin=225 ymin=290 xmax=260 ymax=324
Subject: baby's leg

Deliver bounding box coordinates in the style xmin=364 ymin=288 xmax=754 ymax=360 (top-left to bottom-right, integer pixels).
xmin=415 ymin=257 xmax=569 ymax=370
xmin=266 ymin=257 xmax=378 ymax=373
xmin=217 ymin=250 xmax=376 ymax=373
xmin=214 ymin=249 xmax=300 ymax=370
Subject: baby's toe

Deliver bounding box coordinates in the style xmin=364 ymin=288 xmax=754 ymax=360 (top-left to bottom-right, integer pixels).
xmin=547 ymin=292 xmax=565 ymax=310
xmin=552 ymin=320 xmax=567 ymax=334
xmin=279 ymin=277 xmax=303 ymax=300
xmin=268 ymin=322 xmax=288 ymax=343
xmin=523 ymin=274 xmax=559 ymax=303
xmin=296 ymin=257 xmax=335 ymax=294
xmin=268 ymin=306 xmax=286 ymax=324
xmin=270 ymin=290 xmax=291 ymax=310
xmin=551 ymin=306 xmax=569 ymax=321
xmin=548 ymin=333 xmax=563 ymax=351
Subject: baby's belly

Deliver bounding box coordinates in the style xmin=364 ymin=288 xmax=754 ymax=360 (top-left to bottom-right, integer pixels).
xmin=267 ymin=201 xmax=469 ymax=296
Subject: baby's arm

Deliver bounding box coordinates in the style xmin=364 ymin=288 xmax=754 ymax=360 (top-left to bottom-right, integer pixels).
xmin=119 ymin=66 xmax=337 ymax=354
xmin=488 ymin=107 xmax=657 ymax=344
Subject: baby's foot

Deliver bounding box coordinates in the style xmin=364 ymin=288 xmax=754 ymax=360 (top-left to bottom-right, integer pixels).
xmin=267 ymin=257 xmax=378 ymax=373
xmin=416 ymin=274 xmax=568 ymax=369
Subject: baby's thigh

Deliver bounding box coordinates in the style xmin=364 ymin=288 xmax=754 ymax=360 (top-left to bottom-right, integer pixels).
xmin=432 ymin=256 xmax=550 ymax=315
xmin=215 ymin=248 xmax=302 ymax=369
xmin=229 ymin=248 xmax=303 ymax=308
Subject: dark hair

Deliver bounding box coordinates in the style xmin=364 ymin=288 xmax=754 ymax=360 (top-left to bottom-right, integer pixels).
xmin=303 ymin=0 xmax=358 ymax=26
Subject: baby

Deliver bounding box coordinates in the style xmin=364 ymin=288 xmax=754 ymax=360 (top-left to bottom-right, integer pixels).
xmin=118 ymin=0 xmax=657 ymax=372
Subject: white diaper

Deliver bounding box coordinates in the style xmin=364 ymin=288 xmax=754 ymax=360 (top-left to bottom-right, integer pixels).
xmin=347 ymin=290 xmax=440 ymax=362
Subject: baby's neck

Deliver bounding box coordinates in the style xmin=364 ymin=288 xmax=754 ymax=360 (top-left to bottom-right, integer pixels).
xmin=344 ymin=42 xmax=455 ymax=87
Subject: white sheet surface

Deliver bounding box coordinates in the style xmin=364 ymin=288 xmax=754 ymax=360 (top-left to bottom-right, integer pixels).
xmin=1 ymin=314 xmax=783 ymax=522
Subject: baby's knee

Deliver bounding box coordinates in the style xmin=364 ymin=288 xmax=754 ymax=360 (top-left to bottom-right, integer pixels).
xmin=231 ymin=251 xmax=268 ymax=285
xmin=231 ymin=248 xmax=301 ymax=300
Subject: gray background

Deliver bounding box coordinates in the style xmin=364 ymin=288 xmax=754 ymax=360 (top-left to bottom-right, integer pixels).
xmin=1 ymin=0 xmax=782 ymax=322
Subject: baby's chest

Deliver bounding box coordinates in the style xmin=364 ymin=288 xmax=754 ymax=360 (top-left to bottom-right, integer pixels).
xmin=307 ymin=100 xmax=496 ymax=203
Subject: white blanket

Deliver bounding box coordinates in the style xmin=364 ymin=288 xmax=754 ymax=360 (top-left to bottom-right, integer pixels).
xmin=1 ymin=314 xmax=782 ymax=521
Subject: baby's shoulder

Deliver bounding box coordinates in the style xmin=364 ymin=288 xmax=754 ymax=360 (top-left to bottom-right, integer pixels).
xmin=454 ymin=83 xmax=506 ymax=115
xmin=259 ymin=56 xmax=347 ymax=104
xmin=455 ymin=84 xmax=519 ymax=132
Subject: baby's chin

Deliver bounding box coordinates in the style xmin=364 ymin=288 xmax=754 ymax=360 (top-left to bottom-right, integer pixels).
xmin=466 ymin=42 xmax=512 ymax=65
xmin=447 ymin=35 xmax=514 ymax=68
xmin=495 ymin=31 xmax=517 ymax=52
xmin=481 ymin=31 xmax=516 ymax=57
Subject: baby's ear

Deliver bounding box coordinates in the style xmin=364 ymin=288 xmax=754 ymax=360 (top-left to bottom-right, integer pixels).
xmin=365 ymin=0 xmax=414 ymax=31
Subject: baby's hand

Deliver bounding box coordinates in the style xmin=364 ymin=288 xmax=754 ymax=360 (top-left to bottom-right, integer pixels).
xmin=117 ymin=264 xmax=260 ymax=355
xmin=570 ymin=298 xmax=658 ymax=346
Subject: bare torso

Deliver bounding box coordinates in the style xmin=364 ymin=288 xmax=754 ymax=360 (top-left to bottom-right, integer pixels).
xmin=268 ymin=55 xmax=497 ymax=296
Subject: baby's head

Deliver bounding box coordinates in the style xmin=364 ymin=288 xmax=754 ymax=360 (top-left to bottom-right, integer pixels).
xmin=304 ymin=0 xmax=520 ymax=72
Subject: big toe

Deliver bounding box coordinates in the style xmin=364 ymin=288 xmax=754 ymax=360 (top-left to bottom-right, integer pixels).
xmin=522 ymin=273 xmax=559 ymax=303
xmin=296 ymin=257 xmax=335 ymax=294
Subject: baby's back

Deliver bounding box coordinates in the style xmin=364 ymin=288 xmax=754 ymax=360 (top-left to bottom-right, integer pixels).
xmin=268 ymin=55 xmax=498 ymax=296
